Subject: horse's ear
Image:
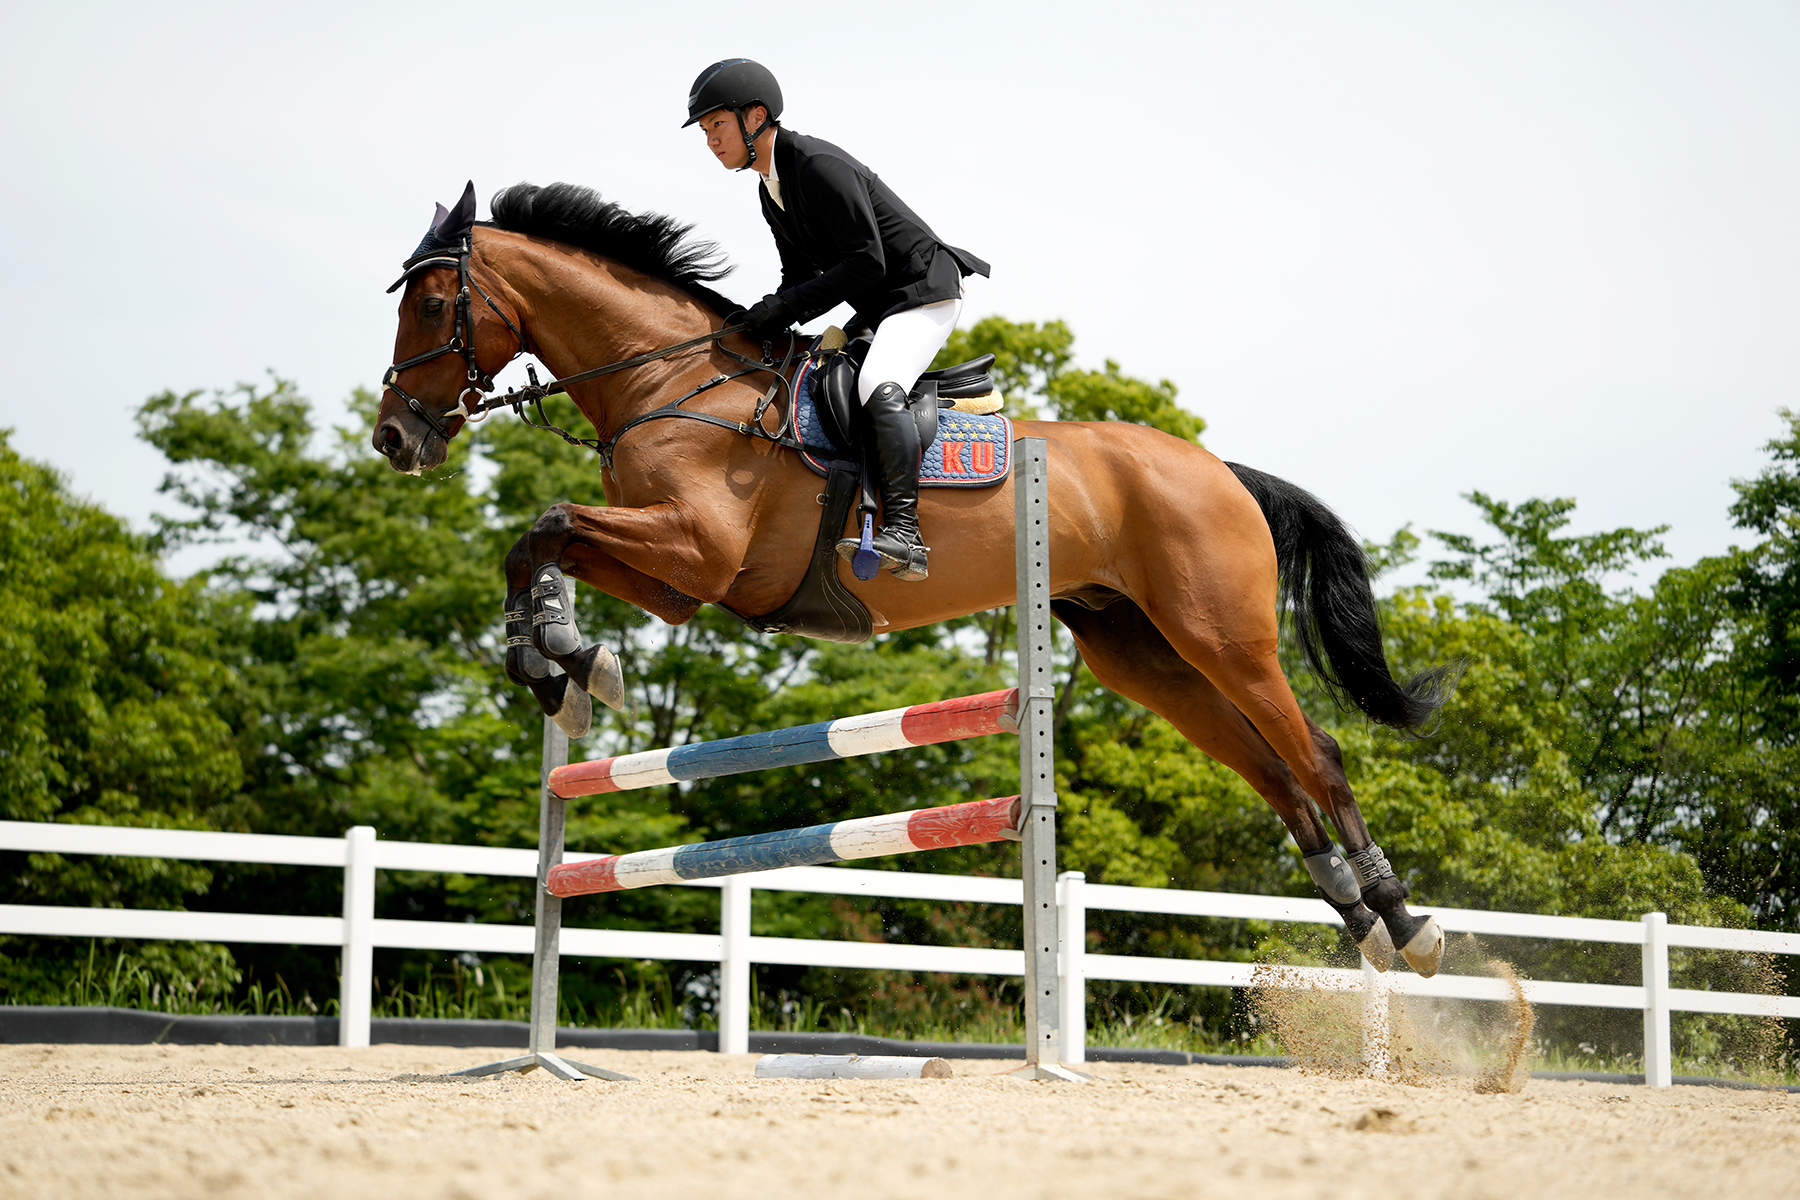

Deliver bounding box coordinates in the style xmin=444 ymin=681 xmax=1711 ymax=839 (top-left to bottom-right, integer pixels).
xmin=435 ymin=181 xmax=477 ymax=244
xmin=397 ymin=182 xmax=479 ymax=277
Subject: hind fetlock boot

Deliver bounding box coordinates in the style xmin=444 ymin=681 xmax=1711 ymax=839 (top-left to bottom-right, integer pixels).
xmin=836 ymin=381 xmax=929 ymax=581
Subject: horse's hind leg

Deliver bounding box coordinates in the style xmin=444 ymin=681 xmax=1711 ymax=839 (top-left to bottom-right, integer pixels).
xmin=1053 ymin=599 xmax=1396 ymax=969
xmin=1296 ymin=714 xmax=1443 ymax=972
xmin=1130 ymin=586 xmax=1444 ymax=975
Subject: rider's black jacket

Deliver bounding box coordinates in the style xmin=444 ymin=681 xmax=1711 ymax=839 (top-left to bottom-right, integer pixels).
xmin=759 ymin=128 xmax=989 ymax=330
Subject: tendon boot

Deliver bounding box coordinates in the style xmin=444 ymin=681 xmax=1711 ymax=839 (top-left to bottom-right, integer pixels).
xmin=1305 ymin=845 xmax=1393 ymax=970
xmin=504 ymin=586 xmax=591 ymax=738
xmin=835 ymin=381 xmax=929 ymax=581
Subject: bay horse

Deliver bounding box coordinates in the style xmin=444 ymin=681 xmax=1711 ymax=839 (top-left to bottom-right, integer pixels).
xmin=374 ymin=182 xmax=1454 ymax=977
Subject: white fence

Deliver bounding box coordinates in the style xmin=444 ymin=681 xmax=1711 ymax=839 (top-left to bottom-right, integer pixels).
xmin=3 ymin=820 xmax=1796 ymax=1087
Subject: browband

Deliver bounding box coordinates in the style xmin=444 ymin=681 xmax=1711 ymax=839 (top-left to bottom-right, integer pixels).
xmin=386 ymin=255 xmax=461 ymax=294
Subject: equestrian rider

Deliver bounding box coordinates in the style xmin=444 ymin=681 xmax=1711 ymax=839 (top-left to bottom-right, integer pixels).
xmin=686 ymin=58 xmax=989 ymax=582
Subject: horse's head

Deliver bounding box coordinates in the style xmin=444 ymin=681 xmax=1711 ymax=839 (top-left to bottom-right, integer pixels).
xmin=374 ymin=183 xmax=521 ymax=473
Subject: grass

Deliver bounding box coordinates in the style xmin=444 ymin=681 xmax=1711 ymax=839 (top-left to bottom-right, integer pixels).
xmin=1532 ymin=1040 xmax=1798 ymax=1086
xmin=49 ymin=941 xmax=325 ymax=1017
xmin=28 ymin=944 xmax=698 ymax=1029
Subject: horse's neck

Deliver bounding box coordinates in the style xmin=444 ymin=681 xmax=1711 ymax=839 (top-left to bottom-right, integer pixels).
xmin=487 ymin=234 xmax=726 ymax=440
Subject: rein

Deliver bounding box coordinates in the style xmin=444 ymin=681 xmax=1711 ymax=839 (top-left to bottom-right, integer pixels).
xmin=384 ymin=240 xmax=838 ymax=470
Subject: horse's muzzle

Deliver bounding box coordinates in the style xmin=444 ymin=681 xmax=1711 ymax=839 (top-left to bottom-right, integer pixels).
xmin=373 ymin=416 xmax=443 ymax=475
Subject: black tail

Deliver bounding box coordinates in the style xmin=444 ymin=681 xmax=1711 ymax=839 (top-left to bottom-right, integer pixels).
xmin=1226 ymin=462 xmax=1457 ymax=732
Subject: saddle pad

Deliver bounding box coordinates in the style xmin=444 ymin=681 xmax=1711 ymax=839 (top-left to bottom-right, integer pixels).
xmin=793 ymin=357 xmax=1012 ymax=486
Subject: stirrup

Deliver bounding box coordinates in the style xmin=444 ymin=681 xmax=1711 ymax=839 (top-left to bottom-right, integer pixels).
xmin=835 ymin=525 xmax=929 ymax=582
xmin=848 ymin=513 xmax=881 ymax=581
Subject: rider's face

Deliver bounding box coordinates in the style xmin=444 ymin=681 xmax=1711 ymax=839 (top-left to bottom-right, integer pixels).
xmin=698 ymin=105 xmax=766 ymax=170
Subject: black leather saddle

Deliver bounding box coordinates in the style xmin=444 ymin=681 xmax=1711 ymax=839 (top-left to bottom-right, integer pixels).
xmin=810 ymin=346 xmax=998 ymax=459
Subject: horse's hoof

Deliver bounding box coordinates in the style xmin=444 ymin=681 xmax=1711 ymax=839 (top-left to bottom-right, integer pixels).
xmin=526 ymin=666 xmax=592 ymax=738
xmin=548 ymin=674 xmax=593 ymax=739
xmin=1399 ymin=916 xmax=1445 ymax=977
xmin=570 ymin=642 xmax=625 ymax=711
xmin=1356 ymin=916 xmax=1395 ymax=972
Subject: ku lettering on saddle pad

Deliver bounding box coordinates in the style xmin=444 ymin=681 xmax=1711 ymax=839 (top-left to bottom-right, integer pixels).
xmin=791 ymin=357 xmax=1013 ymax=486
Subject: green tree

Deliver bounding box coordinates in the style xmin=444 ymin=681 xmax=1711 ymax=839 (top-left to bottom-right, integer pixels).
xmin=1694 ymin=408 xmax=1800 ymax=924
xmin=0 ymin=429 xmax=243 ymax=1002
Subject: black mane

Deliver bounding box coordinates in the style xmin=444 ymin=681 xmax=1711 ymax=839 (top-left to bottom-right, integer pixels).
xmin=483 ymin=182 xmax=740 ymax=315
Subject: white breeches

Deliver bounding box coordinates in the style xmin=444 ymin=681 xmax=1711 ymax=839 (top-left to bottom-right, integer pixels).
xmin=856 ymin=297 xmax=963 ymax=405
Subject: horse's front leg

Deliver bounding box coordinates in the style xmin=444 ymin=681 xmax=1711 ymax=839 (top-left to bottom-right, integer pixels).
xmin=503 ymin=500 xmax=744 ymax=727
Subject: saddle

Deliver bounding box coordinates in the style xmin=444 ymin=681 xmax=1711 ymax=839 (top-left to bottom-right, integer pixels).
xmin=718 ymin=331 xmax=1013 ymax=646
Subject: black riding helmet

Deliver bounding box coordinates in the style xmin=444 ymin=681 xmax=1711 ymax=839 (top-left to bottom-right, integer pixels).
xmin=683 ymin=58 xmax=783 ymax=170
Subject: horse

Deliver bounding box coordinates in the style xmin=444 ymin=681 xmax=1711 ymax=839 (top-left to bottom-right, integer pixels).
xmin=373 ymin=182 xmax=1455 ymax=977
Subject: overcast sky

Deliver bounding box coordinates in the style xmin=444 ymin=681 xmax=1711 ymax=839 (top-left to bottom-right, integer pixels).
xmin=3 ymin=1 xmax=1797 ymax=585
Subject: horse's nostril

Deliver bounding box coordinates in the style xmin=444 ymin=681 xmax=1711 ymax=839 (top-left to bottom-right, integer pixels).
xmin=377 ymin=423 xmax=403 ymax=457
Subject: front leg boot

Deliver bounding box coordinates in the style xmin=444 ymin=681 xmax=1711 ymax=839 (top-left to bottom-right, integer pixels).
xmin=527 ymin=564 xmax=625 ymax=711
xmin=506 ymin=587 xmax=591 ymax=738
xmin=529 ymin=563 xmax=583 ymax=659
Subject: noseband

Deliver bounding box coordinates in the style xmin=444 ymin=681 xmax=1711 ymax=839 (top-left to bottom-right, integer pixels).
xmin=382 ymin=237 xmax=525 ymax=443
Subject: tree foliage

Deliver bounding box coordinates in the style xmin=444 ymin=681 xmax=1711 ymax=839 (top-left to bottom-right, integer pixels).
xmin=0 ymin=430 xmax=242 ymax=1000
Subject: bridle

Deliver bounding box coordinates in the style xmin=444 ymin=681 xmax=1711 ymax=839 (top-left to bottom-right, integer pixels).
xmin=381 ymin=236 xmax=526 ymax=444
xmin=381 ymin=234 xmax=839 ymax=471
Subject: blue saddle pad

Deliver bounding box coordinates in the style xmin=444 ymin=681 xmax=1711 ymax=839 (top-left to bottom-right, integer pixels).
xmin=792 ymin=356 xmax=1012 ymax=486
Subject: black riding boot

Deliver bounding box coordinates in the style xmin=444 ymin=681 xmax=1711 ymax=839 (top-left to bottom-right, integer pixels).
xmin=836 ymin=381 xmax=929 ymax=581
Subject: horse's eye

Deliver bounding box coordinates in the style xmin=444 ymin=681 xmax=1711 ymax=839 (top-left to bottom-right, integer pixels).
xmin=422 ymin=296 xmax=446 ymax=317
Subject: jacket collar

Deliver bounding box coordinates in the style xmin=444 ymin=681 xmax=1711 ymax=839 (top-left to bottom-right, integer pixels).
xmin=772 ymin=128 xmax=799 ymax=196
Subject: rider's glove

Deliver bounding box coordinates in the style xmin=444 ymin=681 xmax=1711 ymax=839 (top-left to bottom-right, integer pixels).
xmin=741 ymin=293 xmax=794 ymax=337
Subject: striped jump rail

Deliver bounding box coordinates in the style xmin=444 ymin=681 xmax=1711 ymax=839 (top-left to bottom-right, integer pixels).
xmin=545 ymin=795 xmax=1021 ymax=897
xmin=548 ymin=689 xmax=1020 ymax=799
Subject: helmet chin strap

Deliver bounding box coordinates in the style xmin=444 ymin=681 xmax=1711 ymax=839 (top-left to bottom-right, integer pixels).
xmin=733 ymin=106 xmax=771 ymax=171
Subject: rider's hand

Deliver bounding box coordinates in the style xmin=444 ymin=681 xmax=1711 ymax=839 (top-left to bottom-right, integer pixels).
xmin=742 ymin=293 xmax=794 ymax=337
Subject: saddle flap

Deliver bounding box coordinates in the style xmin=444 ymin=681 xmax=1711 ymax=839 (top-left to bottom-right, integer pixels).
xmin=816 ymin=355 xmax=860 ymax=455
xmin=816 ymin=353 xmax=941 ymax=454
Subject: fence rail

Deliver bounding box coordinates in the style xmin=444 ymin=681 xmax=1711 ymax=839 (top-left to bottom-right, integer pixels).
xmin=4 ymin=819 xmax=1796 ymax=1085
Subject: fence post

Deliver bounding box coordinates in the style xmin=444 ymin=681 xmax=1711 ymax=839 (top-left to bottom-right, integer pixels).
xmin=339 ymin=825 xmax=376 ymax=1048
xmin=527 ymin=717 xmax=569 ymax=1057
xmin=1642 ymin=911 xmax=1672 ymax=1088
xmin=445 ymin=715 xmax=634 ymax=1082
xmin=1013 ymin=436 xmax=1068 ymax=1077
xmin=1059 ymin=870 xmax=1087 ymax=1065
xmin=718 ymin=874 xmax=752 ymax=1054
xmin=1360 ymin=957 xmax=1390 ymax=1079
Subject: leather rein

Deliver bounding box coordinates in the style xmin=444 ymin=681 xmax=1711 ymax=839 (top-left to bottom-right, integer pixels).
xmin=382 ymin=237 xmax=833 ymax=471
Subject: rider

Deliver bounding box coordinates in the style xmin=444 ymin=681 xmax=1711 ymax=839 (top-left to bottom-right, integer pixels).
xmin=685 ymin=58 xmax=989 ymax=582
